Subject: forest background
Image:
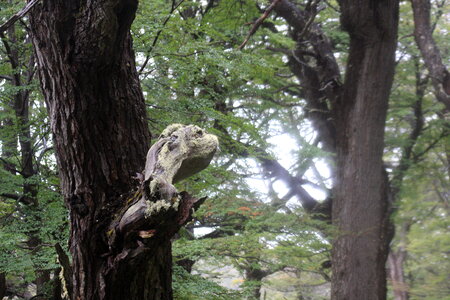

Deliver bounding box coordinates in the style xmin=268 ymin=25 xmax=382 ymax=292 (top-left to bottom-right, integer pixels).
xmin=0 ymin=0 xmax=448 ymax=299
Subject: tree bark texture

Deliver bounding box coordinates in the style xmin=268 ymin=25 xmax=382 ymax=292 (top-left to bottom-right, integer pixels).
xmin=331 ymin=1 xmax=398 ymax=299
xmin=27 ymin=1 xmax=212 ymax=299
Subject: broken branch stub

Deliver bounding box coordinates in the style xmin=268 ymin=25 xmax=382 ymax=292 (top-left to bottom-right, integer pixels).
xmin=112 ymin=124 xmax=218 ymax=250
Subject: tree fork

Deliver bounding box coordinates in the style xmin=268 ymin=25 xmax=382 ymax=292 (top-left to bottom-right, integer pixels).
xmin=331 ymin=1 xmax=399 ymax=299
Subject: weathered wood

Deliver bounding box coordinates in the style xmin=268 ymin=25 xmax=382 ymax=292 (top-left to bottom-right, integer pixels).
xmin=103 ymin=124 xmax=217 ymax=299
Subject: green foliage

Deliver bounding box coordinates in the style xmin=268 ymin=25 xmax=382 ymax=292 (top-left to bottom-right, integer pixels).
xmin=173 ymin=265 xmax=242 ymax=300
xmin=0 ymin=0 xmax=448 ymax=298
xmin=1 ymin=2 xmax=69 ymax=296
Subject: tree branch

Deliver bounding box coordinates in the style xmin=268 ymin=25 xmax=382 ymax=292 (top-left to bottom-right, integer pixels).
xmin=0 ymin=0 xmax=41 ymax=34
xmin=238 ymin=0 xmax=282 ymax=50
xmin=138 ymin=0 xmax=186 ymax=74
xmin=272 ymin=0 xmax=341 ymax=153
xmin=411 ymin=0 xmax=450 ymax=111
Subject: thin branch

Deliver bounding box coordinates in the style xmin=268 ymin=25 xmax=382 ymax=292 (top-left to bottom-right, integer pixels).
xmin=0 ymin=0 xmax=41 ymax=34
xmin=238 ymin=0 xmax=282 ymax=50
xmin=0 ymin=75 xmax=12 ymax=81
xmin=297 ymin=0 xmax=320 ymax=40
xmin=138 ymin=0 xmax=186 ymax=74
xmin=0 ymin=193 xmax=21 ymax=200
xmin=412 ymin=131 xmax=449 ymax=162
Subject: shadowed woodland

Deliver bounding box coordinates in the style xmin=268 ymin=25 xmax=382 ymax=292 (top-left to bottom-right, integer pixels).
xmin=0 ymin=0 xmax=449 ymax=299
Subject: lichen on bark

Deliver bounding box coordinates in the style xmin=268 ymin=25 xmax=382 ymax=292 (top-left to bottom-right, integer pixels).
xmin=114 ymin=124 xmax=218 ymax=244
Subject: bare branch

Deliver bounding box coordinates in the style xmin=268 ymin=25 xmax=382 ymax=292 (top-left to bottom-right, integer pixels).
xmin=138 ymin=0 xmax=186 ymax=75
xmin=238 ymin=0 xmax=282 ymax=50
xmin=0 ymin=0 xmax=41 ymax=34
xmin=0 ymin=75 xmax=12 ymax=81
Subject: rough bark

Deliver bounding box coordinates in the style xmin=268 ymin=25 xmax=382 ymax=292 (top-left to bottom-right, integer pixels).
xmin=29 ymin=1 xmax=217 ymax=299
xmin=331 ymin=1 xmax=399 ymax=299
xmin=29 ymin=0 xmax=150 ymax=297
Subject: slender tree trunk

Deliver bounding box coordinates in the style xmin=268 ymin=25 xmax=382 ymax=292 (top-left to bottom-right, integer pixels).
xmin=331 ymin=1 xmax=399 ymax=299
xmin=411 ymin=0 xmax=450 ymax=111
xmin=388 ymin=223 xmax=412 ymax=300
xmin=388 ymin=251 xmax=409 ymax=300
xmin=3 ymin=19 xmax=52 ymax=298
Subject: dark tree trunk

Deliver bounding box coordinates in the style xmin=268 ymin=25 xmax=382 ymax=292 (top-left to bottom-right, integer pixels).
xmin=0 ymin=273 xmax=5 ymax=300
xmin=28 ymin=1 xmax=167 ymax=299
xmin=28 ymin=1 xmax=215 ymax=299
xmin=245 ymin=267 xmax=269 ymax=300
xmin=271 ymin=1 xmax=398 ymax=298
xmin=35 ymin=270 xmax=51 ymax=300
xmin=331 ymin=1 xmax=398 ymax=299
xmin=411 ymin=0 xmax=450 ymax=111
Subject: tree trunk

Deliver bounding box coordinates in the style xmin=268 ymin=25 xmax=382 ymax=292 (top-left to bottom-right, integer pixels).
xmin=331 ymin=1 xmax=399 ymax=299
xmin=29 ymin=2 xmax=216 ymax=299
xmin=2 ymin=19 xmax=52 ymax=298
xmin=0 ymin=272 xmax=6 ymax=300
xmin=28 ymin=1 xmax=165 ymax=299
xmin=388 ymin=251 xmax=409 ymax=300
xmin=411 ymin=0 xmax=450 ymax=111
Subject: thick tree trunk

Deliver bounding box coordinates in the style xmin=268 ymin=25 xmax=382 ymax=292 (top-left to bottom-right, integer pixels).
xmin=29 ymin=2 xmax=217 ymax=299
xmin=331 ymin=1 xmax=399 ymax=299
xmin=28 ymin=1 xmax=164 ymax=299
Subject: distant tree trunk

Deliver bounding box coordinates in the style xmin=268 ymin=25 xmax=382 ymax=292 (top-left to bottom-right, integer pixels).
xmin=270 ymin=1 xmax=398 ymax=298
xmin=28 ymin=1 xmax=157 ymax=298
xmin=245 ymin=267 xmax=269 ymax=300
xmin=388 ymin=223 xmax=410 ymax=300
xmin=2 ymin=20 xmax=50 ymax=299
xmin=331 ymin=1 xmax=398 ymax=299
xmin=29 ymin=1 xmax=214 ymax=299
xmin=0 ymin=273 xmax=5 ymax=300
xmin=388 ymin=252 xmax=409 ymax=300
xmin=411 ymin=0 xmax=450 ymax=111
